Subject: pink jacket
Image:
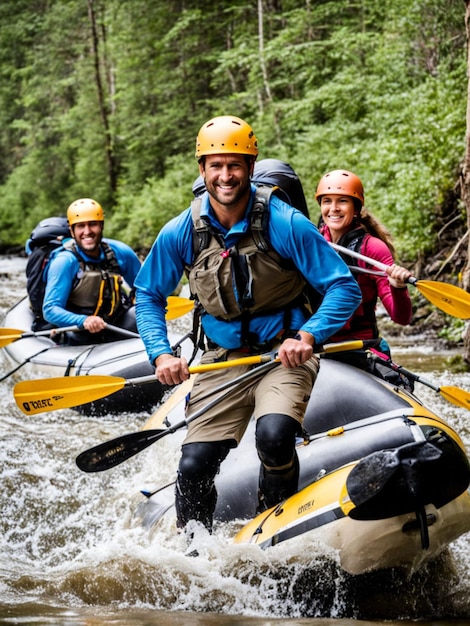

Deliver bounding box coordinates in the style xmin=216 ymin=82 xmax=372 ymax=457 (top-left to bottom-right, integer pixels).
xmin=321 ymin=227 xmax=412 ymax=342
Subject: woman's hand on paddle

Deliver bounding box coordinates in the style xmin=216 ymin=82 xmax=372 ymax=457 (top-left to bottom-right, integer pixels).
xmin=386 ymin=264 xmax=412 ymax=289
xmin=155 ymin=353 xmax=190 ymax=385
xmin=278 ymin=332 xmax=314 ymax=368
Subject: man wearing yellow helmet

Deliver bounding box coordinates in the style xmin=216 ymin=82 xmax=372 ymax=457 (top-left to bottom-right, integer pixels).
xmin=135 ymin=116 xmax=362 ymax=538
xmin=42 ymin=198 xmax=141 ymax=343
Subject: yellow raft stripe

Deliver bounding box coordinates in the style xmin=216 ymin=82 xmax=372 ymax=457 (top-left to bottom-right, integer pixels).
xmin=235 ymin=464 xmax=355 ymax=546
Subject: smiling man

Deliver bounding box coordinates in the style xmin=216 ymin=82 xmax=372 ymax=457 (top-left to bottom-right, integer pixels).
xmin=135 ymin=115 xmax=362 ymax=537
xmin=42 ymin=198 xmax=141 ymax=344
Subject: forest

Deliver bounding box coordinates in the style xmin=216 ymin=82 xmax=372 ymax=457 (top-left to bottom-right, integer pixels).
xmin=0 ymin=0 xmax=466 ymax=273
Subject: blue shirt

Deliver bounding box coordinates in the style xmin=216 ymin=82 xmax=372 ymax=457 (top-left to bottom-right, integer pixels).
xmin=135 ymin=186 xmax=362 ymax=365
xmin=43 ymin=237 xmax=141 ymax=328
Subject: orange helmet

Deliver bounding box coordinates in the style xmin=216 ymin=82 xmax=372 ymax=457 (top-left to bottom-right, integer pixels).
xmin=67 ymin=198 xmax=104 ymax=226
xmin=315 ymin=170 xmax=364 ymax=206
xmin=195 ymin=115 xmax=258 ymax=160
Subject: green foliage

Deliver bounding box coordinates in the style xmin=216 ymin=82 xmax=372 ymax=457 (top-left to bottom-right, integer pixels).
xmin=0 ymin=0 xmax=466 ymax=260
xmin=443 ymin=354 xmax=470 ymax=374
xmin=437 ymin=317 xmax=466 ymax=345
xmin=107 ymin=154 xmax=196 ymax=250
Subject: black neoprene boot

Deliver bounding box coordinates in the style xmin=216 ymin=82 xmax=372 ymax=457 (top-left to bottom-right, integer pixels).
xmin=257 ymin=452 xmax=300 ymax=513
xmin=175 ymin=476 xmax=217 ymax=533
xmin=174 ymin=441 xmax=231 ymax=533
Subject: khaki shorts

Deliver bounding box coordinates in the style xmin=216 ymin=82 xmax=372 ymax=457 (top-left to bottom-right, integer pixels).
xmin=183 ymin=349 xmax=319 ymax=446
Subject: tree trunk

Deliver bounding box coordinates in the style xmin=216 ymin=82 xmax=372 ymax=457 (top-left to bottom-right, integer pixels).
xmin=461 ymin=1 xmax=470 ymax=362
xmin=87 ymin=0 xmax=117 ymax=196
xmin=257 ymin=0 xmax=282 ymax=144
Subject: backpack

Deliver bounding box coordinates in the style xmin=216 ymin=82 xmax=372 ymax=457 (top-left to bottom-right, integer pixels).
xmin=251 ymin=158 xmax=309 ymax=218
xmin=25 ymin=216 xmax=70 ymax=331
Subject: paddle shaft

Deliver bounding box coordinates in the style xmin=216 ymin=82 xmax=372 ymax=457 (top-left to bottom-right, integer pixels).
xmin=82 ymin=354 xmax=279 ymax=391
xmin=0 ymin=323 xmax=138 ymax=348
xmin=141 ymin=480 xmax=176 ymax=499
xmin=1 ymin=296 xmax=192 ymax=348
xmin=329 ymin=242 xmax=413 ymax=279
xmin=105 ymin=324 xmax=139 ymax=338
xmin=76 ymin=360 xmax=281 ymax=472
xmin=369 ymin=353 xmax=470 ymax=410
xmin=330 ymin=242 xmax=470 ymax=320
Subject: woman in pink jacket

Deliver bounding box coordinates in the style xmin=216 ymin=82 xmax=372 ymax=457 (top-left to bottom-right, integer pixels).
xmin=316 ymin=169 xmax=413 ymax=380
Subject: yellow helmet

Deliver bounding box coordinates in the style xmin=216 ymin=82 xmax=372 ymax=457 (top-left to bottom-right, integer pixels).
xmin=67 ymin=198 xmax=104 ymax=226
xmin=195 ymin=115 xmax=258 ymax=160
xmin=315 ymin=170 xmax=364 ymax=206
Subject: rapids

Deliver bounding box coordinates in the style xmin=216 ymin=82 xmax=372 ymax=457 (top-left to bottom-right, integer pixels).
xmin=1 ymin=254 xmax=470 ymax=624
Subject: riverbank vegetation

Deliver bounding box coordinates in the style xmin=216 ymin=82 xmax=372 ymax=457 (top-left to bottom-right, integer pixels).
xmin=0 ymin=1 xmax=465 ymax=262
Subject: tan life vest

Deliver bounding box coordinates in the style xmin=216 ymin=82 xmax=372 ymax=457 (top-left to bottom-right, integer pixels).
xmin=185 ymin=189 xmax=307 ymax=321
xmin=63 ymin=240 xmax=124 ymax=321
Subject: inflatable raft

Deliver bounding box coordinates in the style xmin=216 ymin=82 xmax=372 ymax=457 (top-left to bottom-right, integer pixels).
xmin=2 ymin=297 xmax=181 ymax=415
xmin=137 ymin=358 xmax=470 ymax=574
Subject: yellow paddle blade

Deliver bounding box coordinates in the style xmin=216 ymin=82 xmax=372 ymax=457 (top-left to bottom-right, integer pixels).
xmin=141 ymin=376 xmax=195 ymax=431
xmin=14 ymin=375 xmax=126 ymax=415
xmin=415 ymin=280 xmax=470 ymax=320
xmin=0 ymin=329 xmax=25 ymax=348
xmin=166 ymin=296 xmax=194 ymax=320
xmin=440 ymin=385 xmax=470 ymax=410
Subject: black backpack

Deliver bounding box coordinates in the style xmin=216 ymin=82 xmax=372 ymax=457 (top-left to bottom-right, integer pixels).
xmin=25 ymin=216 xmax=70 ymax=331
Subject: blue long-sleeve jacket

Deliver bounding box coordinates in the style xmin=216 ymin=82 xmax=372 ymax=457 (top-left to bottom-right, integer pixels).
xmin=43 ymin=238 xmax=141 ymax=329
xmin=135 ymin=186 xmax=362 ymax=365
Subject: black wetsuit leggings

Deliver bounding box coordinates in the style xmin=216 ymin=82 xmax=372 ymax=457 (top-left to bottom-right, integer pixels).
xmin=175 ymin=413 xmax=299 ymax=529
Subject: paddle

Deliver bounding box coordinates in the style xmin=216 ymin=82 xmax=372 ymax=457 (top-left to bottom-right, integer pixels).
xmin=13 ymin=351 xmax=279 ymax=415
xmin=0 ymin=296 xmax=194 ymax=349
xmin=329 ymin=242 xmax=470 ymax=320
xmin=369 ymin=353 xmax=470 ymax=410
xmin=0 ymin=324 xmax=140 ymax=384
xmin=165 ymin=296 xmax=194 ymax=320
xmin=74 ymin=340 xmax=381 ymax=473
xmin=13 ymin=339 xmax=378 ymax=416
xmin=1 ymin=325 xmax=85 ymax=348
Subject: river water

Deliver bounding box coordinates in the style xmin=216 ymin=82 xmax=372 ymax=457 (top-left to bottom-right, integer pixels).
xmin=1 ymin=254 xmax=470 ymax=626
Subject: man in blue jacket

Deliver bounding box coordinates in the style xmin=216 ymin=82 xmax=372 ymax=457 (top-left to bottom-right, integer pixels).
xmin=43 ymin=198 xmax=141 ymax=343
xmin=135 ymin=115 xmax=362 ymax=534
